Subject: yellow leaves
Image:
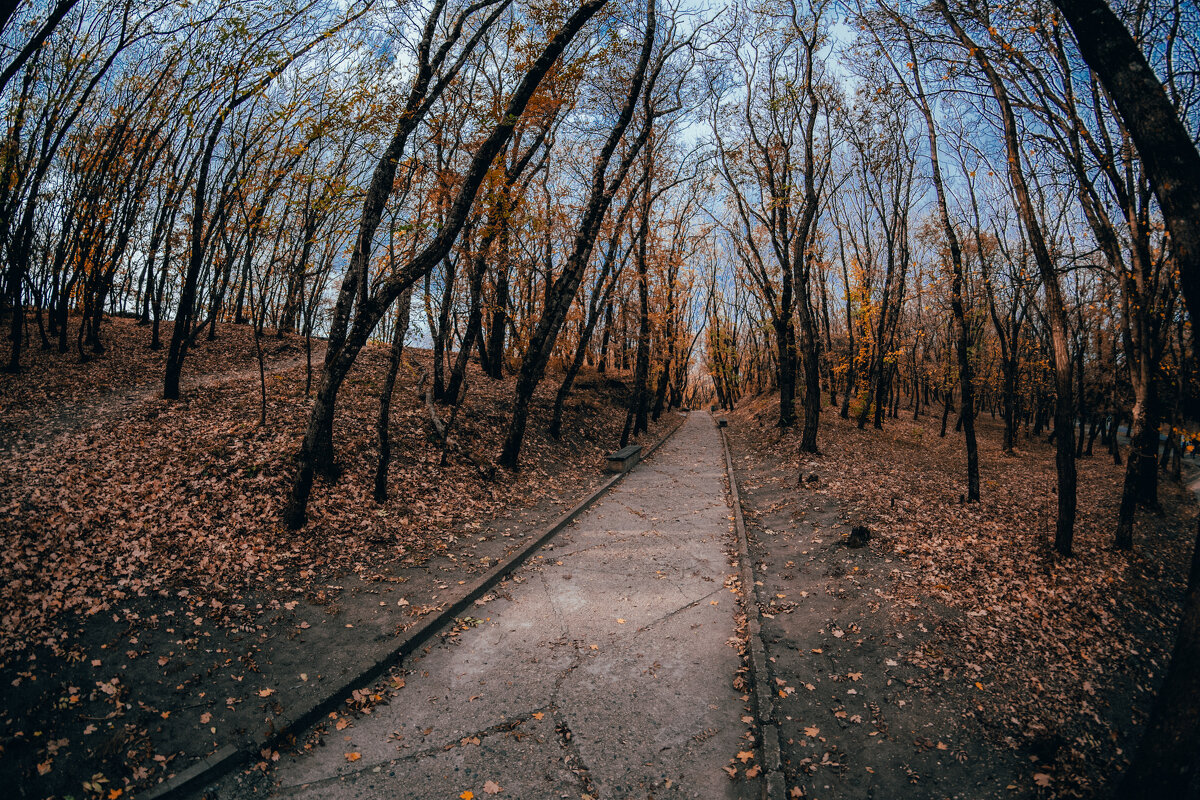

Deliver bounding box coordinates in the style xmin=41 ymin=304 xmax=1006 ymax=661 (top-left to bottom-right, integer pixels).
xmin=803 ymin=726 xmax=820 ymax=738
xmin=36 ymin=761 xmax=52 ymax=776
xmin=459 ymin=792 xmax=474 ymax=800
xmin=345 ymin=752 xmax=361 ymax=762
xmin=531 ymin=712 xmax=545 ymax=720
xmin=737 ymin=750 xmax=754 ymax=763
xmin=258 ymin=688 xmax=274 ymax=697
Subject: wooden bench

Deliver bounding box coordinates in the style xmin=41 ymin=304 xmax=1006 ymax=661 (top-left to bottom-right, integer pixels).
xmin=605 ymin=444 xmax=643 ymax=473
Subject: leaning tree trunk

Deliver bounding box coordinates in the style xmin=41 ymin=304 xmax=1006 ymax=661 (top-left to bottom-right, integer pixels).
xmin=627 ymin=146 xmax=654 ymax=444
xmin=164 ymin=118 xmax=224 ymax=400
xmin=446 ymin=249 xmax=487 ymax=403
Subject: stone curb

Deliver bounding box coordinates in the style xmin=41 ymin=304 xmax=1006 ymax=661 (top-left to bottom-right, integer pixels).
xmin=140 ymin=412 xmax=690 ymax=800
xmin=719 ymin=418 xmax=787 ymax=800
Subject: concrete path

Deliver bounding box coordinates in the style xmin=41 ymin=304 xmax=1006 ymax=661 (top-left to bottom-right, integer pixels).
xmin=241 ymin=414 xmax=755 ymax=800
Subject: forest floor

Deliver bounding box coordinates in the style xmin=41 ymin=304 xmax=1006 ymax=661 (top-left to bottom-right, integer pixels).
xmin=0 ymin=316 xmax=673 ymax=800
xmin=725 ymin=394 xmax=1197 ymax=799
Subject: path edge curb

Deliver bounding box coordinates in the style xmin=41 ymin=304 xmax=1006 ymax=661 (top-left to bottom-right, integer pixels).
xmin=719 ymin=417 xmax=787 ymax=800
xmin=141 ymin=412 xmax=689 ymax=800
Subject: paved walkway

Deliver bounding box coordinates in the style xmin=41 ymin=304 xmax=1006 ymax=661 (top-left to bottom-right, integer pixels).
xmin=247 ymin=414 xmax=755 ymax=800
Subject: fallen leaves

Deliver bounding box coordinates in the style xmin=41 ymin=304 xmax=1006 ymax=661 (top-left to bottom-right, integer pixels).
xmin=0 ymin=323 xmax=686 ymax=796
xmin=728 ymin=391 xmax=1197 ymax=795
xmin=345 ymin=752 xmax=361 ymax=762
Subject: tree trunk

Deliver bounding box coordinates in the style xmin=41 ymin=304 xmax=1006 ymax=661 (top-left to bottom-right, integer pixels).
xmin=1116 ymin=379 xmax=1160 ymax=549
xmin=373 ymin=303 xmax=409 ymax=504
xmin=485 ymin=260 xmax=509 ymax=379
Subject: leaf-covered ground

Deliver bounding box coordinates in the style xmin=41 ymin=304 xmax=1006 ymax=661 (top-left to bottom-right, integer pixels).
xmin=0 ymin=316 xmax=671 ymax=799
xmin=727 ymin=394 xmax=1195 ymax=799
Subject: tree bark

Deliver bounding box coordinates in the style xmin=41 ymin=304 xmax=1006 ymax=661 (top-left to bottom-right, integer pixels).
xmin=373 ymin=299 xmax=410 ymax=504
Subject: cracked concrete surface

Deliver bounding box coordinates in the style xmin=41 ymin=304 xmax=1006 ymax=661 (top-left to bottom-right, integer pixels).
xmin=223 ymin=414 xmax=756 ymax=800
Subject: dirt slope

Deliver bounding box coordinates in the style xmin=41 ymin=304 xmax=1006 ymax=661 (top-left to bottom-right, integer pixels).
xmin=0 ymin=316 xmax=670 ymax=798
